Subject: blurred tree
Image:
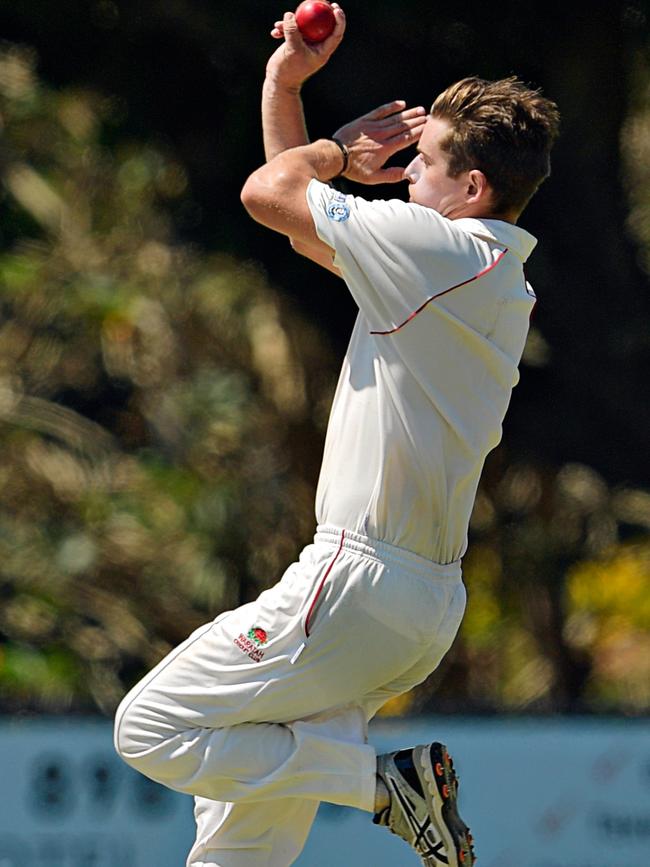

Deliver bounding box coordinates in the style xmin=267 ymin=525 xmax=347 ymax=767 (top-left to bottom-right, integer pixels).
xmin=0 ymin=45 xmax=337 ymax=712
xmin=0 ymin=0 xmax=649 ymax=718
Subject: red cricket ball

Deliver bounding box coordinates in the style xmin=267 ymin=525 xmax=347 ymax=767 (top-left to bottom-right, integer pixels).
xmin=295 ymin=0 xmax=336 ymax=44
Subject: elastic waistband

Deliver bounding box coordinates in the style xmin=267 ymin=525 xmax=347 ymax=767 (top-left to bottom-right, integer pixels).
xmin=314 ymin=525 xmax=461 ymax=581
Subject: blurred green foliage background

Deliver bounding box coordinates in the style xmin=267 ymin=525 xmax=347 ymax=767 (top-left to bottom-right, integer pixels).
xmin=0 ymin=1 xmax=649 ymax=717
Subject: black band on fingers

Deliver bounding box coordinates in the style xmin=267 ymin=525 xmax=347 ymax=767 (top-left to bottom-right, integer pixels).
xmin=331 ymin=137 xmax=349 ymax=177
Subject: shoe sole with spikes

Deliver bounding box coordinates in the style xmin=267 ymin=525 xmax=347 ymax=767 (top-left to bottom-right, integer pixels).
xmin=416 ymin=742 xmax=476 ymax=867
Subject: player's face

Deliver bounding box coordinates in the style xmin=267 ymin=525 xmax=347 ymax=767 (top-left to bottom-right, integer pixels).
xmin=403 ymin=116 xmax=472 ymax=216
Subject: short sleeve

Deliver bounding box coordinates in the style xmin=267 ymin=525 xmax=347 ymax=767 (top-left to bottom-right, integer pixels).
xmin=306 ymin=179 xmax=490 ymax=334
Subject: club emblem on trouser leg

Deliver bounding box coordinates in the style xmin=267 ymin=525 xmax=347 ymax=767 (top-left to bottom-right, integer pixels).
xmin=233 ymin=626 xmax=269 ymax=662
xmin=247 ymin=626 xmax=268 ymax=646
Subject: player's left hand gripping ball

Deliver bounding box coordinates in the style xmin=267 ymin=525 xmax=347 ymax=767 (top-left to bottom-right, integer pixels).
xmin=295 ymin=0 xmax=336 ymax=43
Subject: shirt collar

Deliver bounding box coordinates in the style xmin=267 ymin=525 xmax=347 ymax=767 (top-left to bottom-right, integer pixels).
xmin=454 ymin=217 xmax=538 ymax=263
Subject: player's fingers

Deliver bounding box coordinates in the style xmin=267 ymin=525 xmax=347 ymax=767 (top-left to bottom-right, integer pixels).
xmin=370 ymin=115 xmax=426 ymax=146
xmin=282 ymin=11 xmax=303 ymax=47
xmin=384 ymin=124 xmax=425 ymax=152
xmin=403 ymin=116 xmax=427 ymax=136
xmin=329 ymin=3 xmax=347 ymax=39
xmin=271 ymin=24 xmax=284 ymax=39
xmin=378 ymin=105 xmax=427 ymax=127
xmin=404 ymin=104 xmax=427 ymax=118
xmin=364 ymin=100 xmax=407 ymax=122
xmin=376 ymin=114 xmax=427 ymax=140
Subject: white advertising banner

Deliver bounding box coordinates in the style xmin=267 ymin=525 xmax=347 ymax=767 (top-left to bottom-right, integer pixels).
xmin=0 ymin=717 xmax=647 ymax=867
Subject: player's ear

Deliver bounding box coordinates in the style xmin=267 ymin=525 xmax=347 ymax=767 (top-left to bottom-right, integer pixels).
xmin=466 ymin=169 xmax=489 ymax=204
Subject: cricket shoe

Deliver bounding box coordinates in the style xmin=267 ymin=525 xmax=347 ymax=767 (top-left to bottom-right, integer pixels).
xmin=373 ymin=742 xmax=475 ymax=866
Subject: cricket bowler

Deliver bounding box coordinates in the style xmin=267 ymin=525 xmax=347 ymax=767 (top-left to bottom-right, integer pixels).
xmin=114 ymin=5 xmax=560 ymax=865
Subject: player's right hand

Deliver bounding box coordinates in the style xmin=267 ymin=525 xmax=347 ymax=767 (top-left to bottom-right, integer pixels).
xmin=266 ymin=4 xmax=346 ymax=90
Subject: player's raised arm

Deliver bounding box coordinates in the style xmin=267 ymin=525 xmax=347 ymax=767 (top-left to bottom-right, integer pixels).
xmin=263 ymin=4 xmax=346 ymax=162
xmin=253 ymin=5 xmax=427 ymax=273
xmin=262 ymin=4 xmax=345 ymax=273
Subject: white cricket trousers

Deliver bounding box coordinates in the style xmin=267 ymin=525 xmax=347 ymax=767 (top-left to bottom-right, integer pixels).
xmin=114 ymin=526 xmax=466 ymax=866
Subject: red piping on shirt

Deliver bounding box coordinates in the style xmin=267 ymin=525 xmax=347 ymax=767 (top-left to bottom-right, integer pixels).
xmin=304 ymin=530 xmax=345 ymax=637
xmin=370 ymin=248 xmax=509 ymax=336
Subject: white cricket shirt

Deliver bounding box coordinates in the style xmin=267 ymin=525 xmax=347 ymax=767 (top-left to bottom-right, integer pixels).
xmin=306 ymin=179 xmax=537 ymax=564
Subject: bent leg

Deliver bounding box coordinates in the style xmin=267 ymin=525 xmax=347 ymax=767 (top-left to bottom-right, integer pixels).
xmin=117 ymin=672 xmax=375 ymax=809
xmin=114 ymin=540 xmax=430 ymax=810
xmin=187 ymin=796 xmax=319 ymax=867
xmin=114 ymin=534 xmax=465 ymax=866
xmin=114 ymin=598 xmax=377 ymax=807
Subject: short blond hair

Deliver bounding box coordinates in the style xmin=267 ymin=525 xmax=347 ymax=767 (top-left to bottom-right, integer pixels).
xmin=431 ymin=76 xmax=560 ymax=216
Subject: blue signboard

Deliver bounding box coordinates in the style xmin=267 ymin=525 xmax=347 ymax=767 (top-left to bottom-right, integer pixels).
xmin=0 ymin=717 xmax=648 ymax=866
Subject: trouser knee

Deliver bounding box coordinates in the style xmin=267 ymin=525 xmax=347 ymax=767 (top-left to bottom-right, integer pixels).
xmin=113 ymin=689 xmax=163 ymax=773
xmin=113 ymin=688 xmax=215 ymax=795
